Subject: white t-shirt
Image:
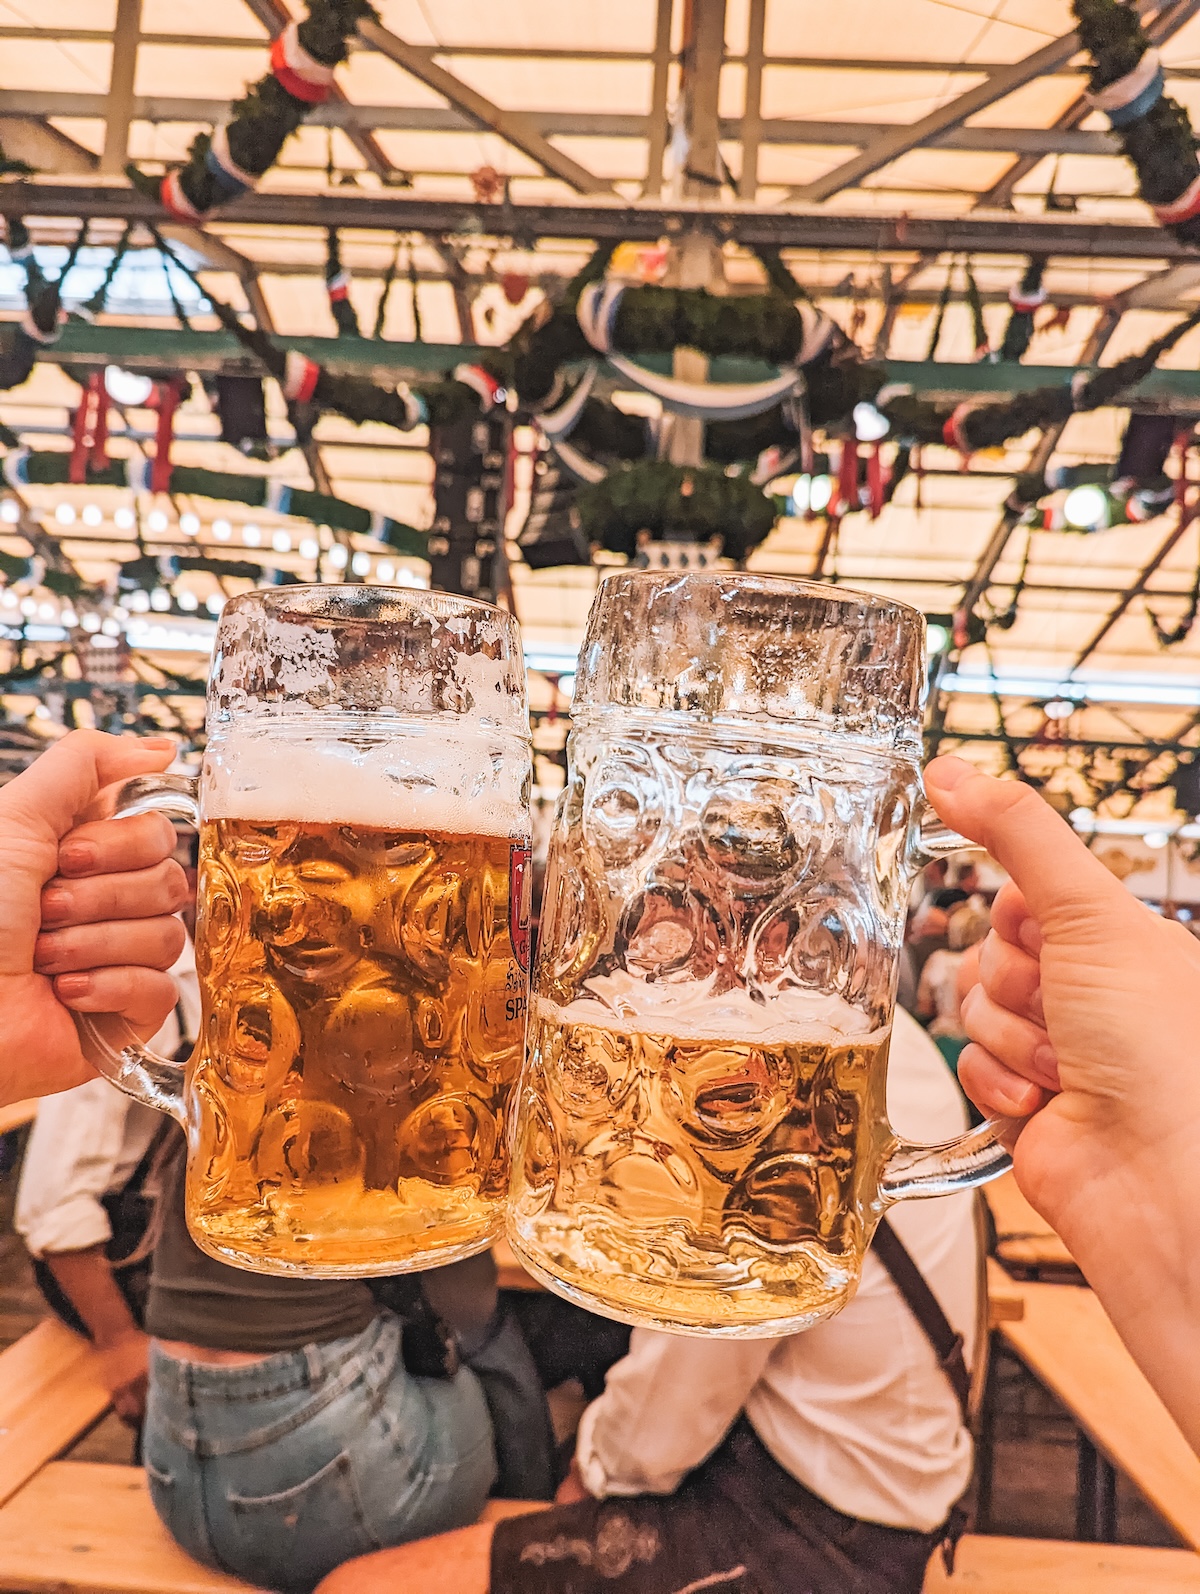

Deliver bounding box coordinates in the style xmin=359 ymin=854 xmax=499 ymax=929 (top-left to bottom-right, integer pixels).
xmin=575 ymin=1006 xmax=978 ymax=1534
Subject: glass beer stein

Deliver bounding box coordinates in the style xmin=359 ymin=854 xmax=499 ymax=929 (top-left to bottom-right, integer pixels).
xmin=508 ymin=571 xmax=1010 ymax=1336
xmin=76 ymin=586 xmax=532 ymax=1276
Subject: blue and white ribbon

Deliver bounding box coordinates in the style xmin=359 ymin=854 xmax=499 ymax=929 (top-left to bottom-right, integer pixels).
xmin=550 ymin=438 xmax=607 ymax=485
xmin=2 ymin=448 xmax=29 ymax=488
xmin=577 ymin=279 xmax=807 ymax=421
xmin=125 ymin=456 xmax=153 ymax=495
xmin=538 ymin=363 xmax=597 ymax=441
xmin=395 ymin=383 xmax=428 ymax=430
xmin=1089 ymin=47 xmax=1163 ymax=127
xmin=265 ymin=479 xmax=292 ymax=516
xmin=205 ymin=124 xmax=258 ymax=202
xmin=369 ymin=510 xmax=387 ymax=541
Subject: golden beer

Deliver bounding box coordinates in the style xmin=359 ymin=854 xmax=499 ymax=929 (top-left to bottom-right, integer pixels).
xmin=510 ymin=997 xmax=891 ymax=1333
xmin=189 ymin=813 xmax=530 ymax=1274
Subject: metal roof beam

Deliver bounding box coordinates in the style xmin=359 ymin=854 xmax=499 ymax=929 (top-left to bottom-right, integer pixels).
xmin=0 ymin=89 xmax=1145 ymax=158
xmin=0 ymin=183 xmax=1187 ymax=259
xmin=355 ymin=17 xmax=616 ymax=196
xmin=787 ymin=1 xmax=1156 ymax=204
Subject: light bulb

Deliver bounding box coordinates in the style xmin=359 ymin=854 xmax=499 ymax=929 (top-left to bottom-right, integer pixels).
xmin=925 ymin=622 xmax=950 ymax=653
xmin=81 ymin=504 xmax=103 ymax=527
xmin=809 ymin=474 xmax=834 ymax=514
xmin=37 ymin=600 xmax=56 ymax=620
xmin=243 ymin=523 xmax=261 ymax=546
xmin=147 ymin=509 xmax=168 ymax=533
xmin=1145 ymin=829 xmax=1172 ymax=849
xmin=853 ymin=401 xmax=890 ymax=442
xmin=20 ymin=597 xmax=36 ymax=617
xmin=60 ymin=606 xmax=78 ymax=627
xmin=299 ymin=537 xmax=319 ymax=560
xmin=1063 ymin=484 xmax=1111 ymax=532
xmin=150 ymin=588 xmax=171 ymax=611
xmin=129 ymin=590 xmax=150 ymax=612
xmin=104 ymin=365 xmax=154 ymax=406
xmin=213 ymin=519 xmax=232 ymax=541
xmin=0 ymin=500 xmax=18 ymax=524
xmin=272 ymin=530 xmax=292 ymax=552
xmin=1043 ymin=697 xmax=1077 ymax=721
xmin=351 ymin=551 xmax=371 ymax=576
xmin=180 ymin=513 xmax=200 ymax=537
xmin=789 ymin=475 xmax=811 ymax=516
xmin=178 ymin=590 xmax=199 ymax=612
xmin=81 ymin=612 xmax=101 ymax=633
xmin=101 ymin=617 xmax=121 ymax=636
xmin=55 ymin=503 xmax=76 ymax=525
xmin=328 ymin=544 xmax=348 ymax=569
xmin=376 ymin=561 xmax=395 ymax=582
xmin=114 ymin=506 xmax=135 ymax=530
xmin=206 ymin=593 xmax=226 ymax=615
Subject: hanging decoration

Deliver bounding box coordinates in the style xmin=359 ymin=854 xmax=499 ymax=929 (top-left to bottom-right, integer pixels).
xmin=325 ymin=228 xmax=361 ymax=338
xmin=127 ymin=0 xmax=376 ymax=222
xmin=574 ymin=463 xmax=776 ymax=561
xmin=1073 ymin=0 xmax=1200 ymax=245
xmin=999 ymin=258 xmax=1048 ymax=363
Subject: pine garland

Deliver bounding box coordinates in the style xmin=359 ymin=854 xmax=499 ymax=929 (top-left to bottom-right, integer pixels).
xmin=575 ymin=462 xmax=776 ymax=560
xmin=1073 ymin=0 xmax=1200 ymax=245
xmin=128 ymin=1 xmax=376 ymax=221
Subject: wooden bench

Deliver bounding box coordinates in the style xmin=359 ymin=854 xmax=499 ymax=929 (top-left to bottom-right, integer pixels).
xmin=990 ymin=1261 xmax=1200 ymax=1548
xmin=924 ymin=1536 xmax=1200 ymax=1591
xmin=0 ymin=1461 xmax=542 ymax=1593
xmin=2 ymin=1467 xmax=1197 ymax=1594
xmin=984 ymin=1172 xmax=1078 ymax=1280
xmin=0 ymin=1317 xmax=110 ymax=1508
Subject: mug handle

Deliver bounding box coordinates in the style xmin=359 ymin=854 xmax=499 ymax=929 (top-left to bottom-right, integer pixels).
xmin=71 ymin=772 xmax=200 ymax=1125
xmin=879 ymin=792 xmax=1016 ymax=1200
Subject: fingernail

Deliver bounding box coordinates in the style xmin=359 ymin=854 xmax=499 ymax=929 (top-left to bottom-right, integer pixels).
xmin=41 ymin=888 xmax=71 ymax=924
xmin=996 ymin=1079 xmax=1040 ymax=1117
xmin=1034 ymin=1042 xmax=1061 ymax=1088
xmin=1028 ymin=984 xmax=1044 ymax=1024
xmin=928 ymin=756 xmax=974 ymax=791
xmin=1018 ymin=919 xmax=1043 ymax=956
xmin=141 ymin=737 xmax=175 ymax=750
xmin=55 ymin=974 xmax=91 ymax=998
xmin=59 ymin=841 xmax=97 ymax=875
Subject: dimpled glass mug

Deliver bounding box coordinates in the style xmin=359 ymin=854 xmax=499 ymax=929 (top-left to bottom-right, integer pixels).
xmin=508 ymin=571 xmax=1010 ymax=1337
xmin=74 ymin=586 xmax=533 ymax=1277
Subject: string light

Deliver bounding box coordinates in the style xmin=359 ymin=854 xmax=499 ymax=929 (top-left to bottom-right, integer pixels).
xmin=81 ymin=504 xmax=103 ymax=527
xmin=100 ymin=617 xmax=121 ymax=636
xmin=114 ymin=507 xmax=135 ymax=530
xmin=59 ymin=606 xmax=78 ymax=628
xmin=150 ymin=588 xmax=171 ymax=611
xmin=20 ymin=597 xmax=36 ymax=617
xmin=112 ymin=605 xmax=129 ymax=621
xmin=299 ymin=537 xmax=319 ymax=560
xmin=213 ymin=519 xmax=232 ymax=541
xmin=243 ymin=523 xmax=261 ymax=546
xmin=328 ymin=544 xmax=348 ymax=569
xmin=272 ymin=530 xmax=292 ymax=552
xmin=351 ymin=551 xmax=371 ymax=576
xmin=376 ymin=561 xmax=395 ymax=582
xmin=129 ymin=591 xmax=151 ymax=612
xmin=178 ymin=590 xmax=199 ymax=611
xmin=180 ymin=513 xmax=200 ymax=537
xmin=55 ymin=503 xmax=76 ymax=525
xmin=37 ymin=600 xmax=57 ymax=620
xmin=147 ymin=509 xmax=169 ymax=533
xmin=0 ymin=500 xmax=19 ymax=524
xmin=80 ymin=613 xmax=101 ymax=633
xmin=206 ymin=593 xmax=226 ymax=615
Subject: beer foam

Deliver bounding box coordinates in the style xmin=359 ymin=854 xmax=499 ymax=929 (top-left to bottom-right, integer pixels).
xmin=203 ymin=720 xmax=529 ymax=837
xmin=539 ymin=970 xmax=883 ymax=1048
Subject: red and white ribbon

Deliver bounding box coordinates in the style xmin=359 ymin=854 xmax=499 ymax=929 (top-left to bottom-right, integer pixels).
xmin=1008 ymin=285 xmax=1047 ymax=314
xmin=205 ymin=123 xmax=258 ymax=200
xmin=1154 ymin=171 xmax=1200 ymax=227
xmin=454 ymin=363 xmax=503 ymax=409
xmin=270 ymin=22 xmax=335 ymax=104
xmin=160 ymin=170 xmax=204 ymax=223
xmin=283 ymin=350 xmax=320 ymax=404
xmin=942 ymin=402 xmax=976 ymax=458
xmin=326 ymin=270 xmax=351 ymax=304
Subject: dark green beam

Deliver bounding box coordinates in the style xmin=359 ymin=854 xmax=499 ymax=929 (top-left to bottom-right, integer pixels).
xmin=17 ymin=324 xmax=1200 ymax=412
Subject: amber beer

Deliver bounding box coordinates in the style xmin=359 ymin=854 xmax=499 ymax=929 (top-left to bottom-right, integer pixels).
xmin=188 ymin=793 xmax=530 ymax=1275
xmin=510 ymin=995 xmax=891 ymax=1332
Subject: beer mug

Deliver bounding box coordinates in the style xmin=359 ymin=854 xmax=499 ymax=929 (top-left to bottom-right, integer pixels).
xmin=76 ymin=586 xmax=532 ymax=1276
xmin=508 ymin=572 xmax=1010 ymax=1336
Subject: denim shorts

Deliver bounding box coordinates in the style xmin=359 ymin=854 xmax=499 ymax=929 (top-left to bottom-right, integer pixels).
xmin=144 ymin=1310 xmax=496 ymax=1594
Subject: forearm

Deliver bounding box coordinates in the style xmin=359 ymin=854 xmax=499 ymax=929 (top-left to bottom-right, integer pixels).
xmin=42 ymin=1246 xmax=138 ymax=1345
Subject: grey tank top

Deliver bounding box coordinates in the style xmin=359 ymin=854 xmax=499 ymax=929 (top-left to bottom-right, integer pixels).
xmin=145 ymin=1132 xmax=378 ymax=1353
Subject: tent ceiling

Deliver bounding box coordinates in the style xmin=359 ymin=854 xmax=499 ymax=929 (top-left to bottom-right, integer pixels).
xmin=3 ymin=0 xmax=1200 ymax=808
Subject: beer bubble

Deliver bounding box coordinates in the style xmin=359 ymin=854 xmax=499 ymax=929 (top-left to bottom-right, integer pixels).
xmin=254 ymin=1097 xmax=365 ymax=1206
xmin=583 ymin=747 xmax=664 ymax=867
xmin=209 ymin=975 xmax=300 ymax=1094
xmin=397 ymin=1095 xmax=490 ymax=1188
xmin=699 ymin=781 xmax=799 ymax=884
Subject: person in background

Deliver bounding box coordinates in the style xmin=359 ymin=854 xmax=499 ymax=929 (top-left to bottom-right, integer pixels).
xmin=15 ymin=942 xmax=200 ymax=1431
xmin=917 ymin=903 xmax=991 ymax=1076
xmin=316 ymin=1007 xmax=981 ymax=1594
xmin=0 ymin=729 xmax=186 ymax=1106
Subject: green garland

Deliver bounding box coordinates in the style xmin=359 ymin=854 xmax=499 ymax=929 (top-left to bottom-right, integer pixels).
xmin=575 ymin=462 xmax=776 ymax=561
xmin=128 ymin=1 xmax=375 ymax=220
xmin=6 ymin=448 xmax=427 ymax=558
xmin=1073 ymin=0 xmax=1200 ymax=246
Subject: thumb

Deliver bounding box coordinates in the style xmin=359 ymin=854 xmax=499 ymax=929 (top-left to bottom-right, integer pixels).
xmin=923 ymin=756 xmax=1129 ymax=925
xmin=0 ymin=730 xmax=176 ymax=839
